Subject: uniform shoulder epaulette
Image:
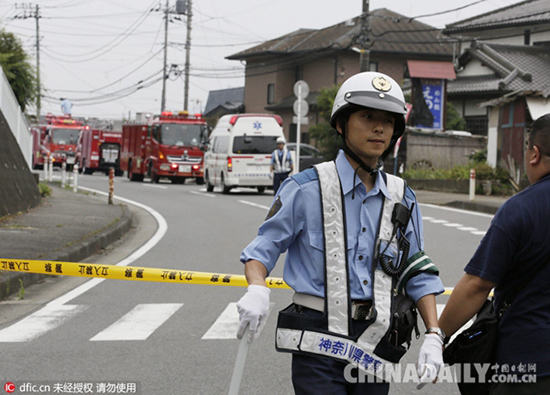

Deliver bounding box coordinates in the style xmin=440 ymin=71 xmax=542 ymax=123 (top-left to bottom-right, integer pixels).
xmin=291 ymin=168 xmax=318 ymax=185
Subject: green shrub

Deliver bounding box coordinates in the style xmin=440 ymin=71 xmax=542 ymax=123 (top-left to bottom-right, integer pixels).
xmin=38 ymin=183 xmax=51 ymax=197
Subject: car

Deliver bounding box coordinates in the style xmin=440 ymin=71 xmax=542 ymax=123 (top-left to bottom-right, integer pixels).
xmin=286 ymin=143 xmax=324 ymax=171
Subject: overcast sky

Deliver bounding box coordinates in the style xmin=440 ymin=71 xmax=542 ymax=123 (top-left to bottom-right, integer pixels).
xmin=0 ymin=0 xmax=519 ymax=120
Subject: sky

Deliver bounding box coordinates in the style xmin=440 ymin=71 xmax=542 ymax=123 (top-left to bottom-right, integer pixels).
xmin=0 ymin=0 xmax=521 ymax=121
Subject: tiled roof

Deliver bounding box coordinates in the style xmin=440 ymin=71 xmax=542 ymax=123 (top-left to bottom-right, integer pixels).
xmin=204 ymin=87 xmax=244 ymax=115
xmin=227 ymin=8 xmax=453 ymax=60
xmin=444 ymin=0 xmax=550 ymax=33
xmin=448 ymin=42 xmax=550 ymax=98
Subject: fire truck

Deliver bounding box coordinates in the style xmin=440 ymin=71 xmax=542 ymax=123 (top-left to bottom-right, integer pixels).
xmin=76 ymin=128 xmax=123 ymax=176
xmin=121 ymin=111 xmax=208 ymax=184
xmin=32 ymin=114 xmax=87 ymax=170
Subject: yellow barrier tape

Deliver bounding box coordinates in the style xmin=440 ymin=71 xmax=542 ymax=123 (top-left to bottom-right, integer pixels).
xmin=1 ymin=258 xmax=470 ymax=296
xmin=0 ymin=258 xmax=291 ymax=290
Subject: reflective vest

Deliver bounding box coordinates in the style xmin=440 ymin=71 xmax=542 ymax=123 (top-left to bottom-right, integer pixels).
xmin=276 ymin=161 xmax=434 ymax=380
xmin=273 ymin=148 xmax=291 ymax=173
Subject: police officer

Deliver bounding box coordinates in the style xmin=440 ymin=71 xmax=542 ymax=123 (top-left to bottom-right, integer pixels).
xmin=237 ymin=72 xmax=445 ymax=394
xmin=270 ymin=136 xmax=294 ymax=195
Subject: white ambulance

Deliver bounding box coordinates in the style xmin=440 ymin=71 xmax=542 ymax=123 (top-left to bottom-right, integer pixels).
xmin=204 ymin=113 xmax=285 ymax=194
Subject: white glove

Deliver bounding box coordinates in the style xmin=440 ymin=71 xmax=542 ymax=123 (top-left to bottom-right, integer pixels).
xmin=236 ymin=284 xmax=271 ymax=343
xmin=416 ymin=334 xmax=444 ymax=389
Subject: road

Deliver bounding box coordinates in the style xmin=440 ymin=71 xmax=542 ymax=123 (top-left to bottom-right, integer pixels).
xmin=0 ymin=173 xmax=493 ymax=395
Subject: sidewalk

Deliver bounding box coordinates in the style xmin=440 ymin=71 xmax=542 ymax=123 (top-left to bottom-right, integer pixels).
xmin=414 ymin=189 xmax=509 ymax=215
xmin=0 ymin=183 xmax=509 ymax=300
xmin=0 ymin=183 xmax=132 ymax=300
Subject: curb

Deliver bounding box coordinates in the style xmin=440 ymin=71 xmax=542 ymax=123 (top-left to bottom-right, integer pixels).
xmin=0 ymin=205 xmax=133 ymax=300
xmin=444 ymin=201 xmax=500 ymax=215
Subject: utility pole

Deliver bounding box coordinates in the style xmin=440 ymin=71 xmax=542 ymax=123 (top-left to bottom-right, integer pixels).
xmin=13 ymin=4 xmax=41 ymax=119
xmin=183 ymin=0 xmax=192 ymax=112
xmin=35 ymin=4 xmax=41 ymax=120
xmin=359 ymin=0 xmax=370 ymax=72
xmin=161 ymin=0 xmax=169 ymax=113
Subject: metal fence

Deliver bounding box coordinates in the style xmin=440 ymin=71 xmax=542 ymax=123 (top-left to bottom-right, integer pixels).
xmin=0 ymin=67 xmax=31 ymax=168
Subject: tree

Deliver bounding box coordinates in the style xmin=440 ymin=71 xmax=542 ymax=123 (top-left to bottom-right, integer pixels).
xmin=0 ymin=29 xmax=37 ymax=111
xmin=309 ymin=85 xmax=341 ymax=161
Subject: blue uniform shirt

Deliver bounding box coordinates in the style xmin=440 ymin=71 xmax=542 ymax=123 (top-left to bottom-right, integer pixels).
xmin=241 ymin=150 xmax=443 ymax=302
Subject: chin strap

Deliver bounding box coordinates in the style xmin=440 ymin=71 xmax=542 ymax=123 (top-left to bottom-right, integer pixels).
xmin=342 ymin=143 xmax=382 ymax=200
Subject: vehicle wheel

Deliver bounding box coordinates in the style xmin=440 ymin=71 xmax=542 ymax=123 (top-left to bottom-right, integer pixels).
xmin=195 ymin=177 xmax=204 ymax=185
xmin=257 ymin=187 xmax=265 ymax=194
xmin=221 ymin=173 xmax=231 ymax=194
xmin=115 ymin=169 xmax=124 ymax=177
xmin=83 ymin=166 xmax=93 ymax=175
xmin=205 ymin=172 xmax=214 ymax=192
xmin=148 ymin=163 xmax=159 ymax=183
xmin=129 ymin=161 xmax=143 ymax=182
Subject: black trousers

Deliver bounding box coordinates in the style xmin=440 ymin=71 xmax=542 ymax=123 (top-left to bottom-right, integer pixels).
xmin=273 ymin=171 xmax=290 ymax=195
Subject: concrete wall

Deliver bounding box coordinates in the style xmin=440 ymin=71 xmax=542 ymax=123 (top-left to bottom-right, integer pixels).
xmin=0 ymin=68 xmax=41 ymax=217
xmin=406 ymin=131 xmax=487 ymax=170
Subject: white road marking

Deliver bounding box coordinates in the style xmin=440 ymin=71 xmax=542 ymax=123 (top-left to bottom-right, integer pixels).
xmin=202 ymin=303 xmax=240 ymax=340
xmin=419 ymin=203 xmax=494 ymax=219
xmin=457 ymin=227 xmax=477 ymax=231
xmin=49 ymin=188 xmax=168 ymax=307
xmin=239 ymin=200 xmax=270 ymax=210
xmin=443 ymin=223 xmax=463 ymax=227
xmin=90 ymin=303 xmax=183 ymax=341
xmin=202 ymin=302 xmax=275 ymax=340
xmin=0 ymin=304 xmax=88 ymax=342
xmin=141 ymin=184 xmax=168 ymax=189
xmin=471 ymin=231 xmax=487 ymax=236
xmin=190 ymin=190 xmax=215 ymax=198
xmin=429 ymin=219 xmax=448 ymax=224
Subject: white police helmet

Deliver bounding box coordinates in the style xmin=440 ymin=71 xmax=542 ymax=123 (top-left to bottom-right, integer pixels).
xmin=330 ymin=71 xmax=407 ymax=138
xmin=276 ymin=136 xmax=286 ymax=144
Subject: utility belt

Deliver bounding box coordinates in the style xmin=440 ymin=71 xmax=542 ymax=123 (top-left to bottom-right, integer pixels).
xmin=293 ymin=292 xmax=374 ymax=321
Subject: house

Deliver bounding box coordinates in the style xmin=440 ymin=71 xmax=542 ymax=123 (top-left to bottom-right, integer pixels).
xmin=227 ymin=8 xmax=455 ymax=144
xmin=443 ymin=0 xmax=550 ymax=173
xmin=203 ymin=87 xmax=245 ymax=126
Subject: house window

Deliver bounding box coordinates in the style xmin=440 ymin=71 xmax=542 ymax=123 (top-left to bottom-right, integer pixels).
xmin=267 ymin=83 xmax=275 ymax=104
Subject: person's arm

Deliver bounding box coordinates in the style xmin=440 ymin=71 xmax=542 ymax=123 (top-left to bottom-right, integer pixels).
xmin=244 ymin=259 xmax=268 ymax=286
xmin=439 ymin=273 xmax=495 ymax=338
xmin=416 ymin=293 xmax=438 ymax=329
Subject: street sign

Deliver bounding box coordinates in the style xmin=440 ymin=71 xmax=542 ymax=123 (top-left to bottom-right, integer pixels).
xmin=293 ymin=99 xmax=309 ymax=117
xmin=293 ymin=80 xmax=309 ymax=99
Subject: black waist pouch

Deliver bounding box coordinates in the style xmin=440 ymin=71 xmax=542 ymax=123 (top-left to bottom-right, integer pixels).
xmin=275 ymin=303 xmax=328 ymax=353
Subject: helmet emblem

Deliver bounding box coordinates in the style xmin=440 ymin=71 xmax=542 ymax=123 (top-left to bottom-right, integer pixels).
xmin=372 ymin=76 xmax=391 ymax=92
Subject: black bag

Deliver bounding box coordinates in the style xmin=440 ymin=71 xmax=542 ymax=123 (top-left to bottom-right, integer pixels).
xmin=443 ymin=299 xmax=498 ymax=395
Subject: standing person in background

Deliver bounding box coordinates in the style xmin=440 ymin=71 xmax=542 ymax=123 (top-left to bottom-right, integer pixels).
xmin=438 ymin=113 xmax=550 ymax=394
xmin=61 ymin=98 xmax=72 ymax=116
xmin=270 ymin=136 xmax=293 ymax=195
xmin=236 ymin=71 xmax=445 ymax=394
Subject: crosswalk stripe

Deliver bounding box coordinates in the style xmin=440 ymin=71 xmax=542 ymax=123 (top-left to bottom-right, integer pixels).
xmin=0 ymin=304 xmax=88 ymax=342
xmin=202 ymin=302 xmax=239 ymax=340
xmin=90 ymin=303 xmax=183 ymax=341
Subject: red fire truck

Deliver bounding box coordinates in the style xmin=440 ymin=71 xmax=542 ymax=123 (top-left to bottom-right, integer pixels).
xmin=76 ymin=128 xmax=123 ymax=176
xmin=32 ymin=114 xmax=87 ymax=169
xmin=120 ymin=111 xmax=208 ymax=184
